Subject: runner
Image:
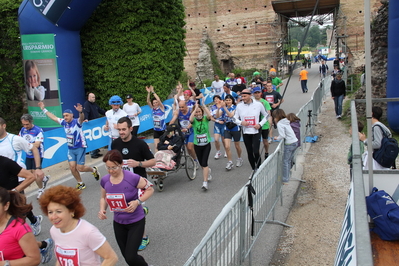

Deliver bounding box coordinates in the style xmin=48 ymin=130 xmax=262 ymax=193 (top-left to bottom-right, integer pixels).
xmin=146 ymin=85 xmax=166 ymax=152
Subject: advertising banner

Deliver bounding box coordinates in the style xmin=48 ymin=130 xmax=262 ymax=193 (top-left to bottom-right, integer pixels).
xmin=21 ymin=33 xmax=62 ymax=128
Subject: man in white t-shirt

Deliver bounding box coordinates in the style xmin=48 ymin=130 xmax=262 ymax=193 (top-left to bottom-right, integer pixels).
xmin=123 ymin=94 xmax=142 ymax=137
xmin=211 ymin=74 xmax=225 ymax=97
xmin=105 ymin=95 xmax=128 ymax=150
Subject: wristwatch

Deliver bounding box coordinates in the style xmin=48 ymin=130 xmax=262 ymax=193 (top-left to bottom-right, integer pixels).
xmin=137 ymin=199 xmax=143 ymax=205
xmin=139 ymin=161 xmax=143 ymax=167
xmin=4 ymin=260 xmax=10 ymax=266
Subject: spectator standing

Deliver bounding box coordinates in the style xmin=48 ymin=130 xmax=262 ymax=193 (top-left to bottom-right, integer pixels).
xmin=19 ymin=114 xmax=50 ymax=199
xmin=123 ymin=94 xmax=142 ymax=137
xmin=105 ymin=95 xmax=128 ymax=150
xmin=299 ymin=67 xmax=308 ymax=93
xmin=273 ymin=109 xmax=299 ymax=184
xmin=359 ymin=106 xmax=395 ymax=169
xmin=38 ymin=102 xmax=100 ymax=190
xmin=211 ymin=74 xmax=225 ymax=97
xmin=39 ymin=185 xmax=118 ymax=266
xmin=83 ymin=92 xmax=106 ymax=158
xmin=189 ymin=104 xmax=213 ymax=190
xmin=330 ymin=73 xmax=346 ymax=119
xmin=99 ymin=150 xmax=154 ymax=266
xmin=233 ymin=89 xmax=269 ymax=172
xmin=146 ymin=85 xmax=167 ymax=152
xmin=319 ymin=60 xmax=329 ymax=78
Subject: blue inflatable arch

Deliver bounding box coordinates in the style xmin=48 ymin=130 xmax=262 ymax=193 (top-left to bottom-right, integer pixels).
xmin=19 ymin=0 xmax=103 ymax=120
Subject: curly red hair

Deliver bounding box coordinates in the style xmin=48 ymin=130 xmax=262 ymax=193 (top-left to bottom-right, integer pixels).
xmin=38 ymin=185 xmax=85 ymax=219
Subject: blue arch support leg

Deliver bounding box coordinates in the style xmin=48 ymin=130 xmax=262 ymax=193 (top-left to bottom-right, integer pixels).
xmin=387 ymin=0 xmax=399 ymax=133
xmin=19 ymin=0 xmax=102 ymax=128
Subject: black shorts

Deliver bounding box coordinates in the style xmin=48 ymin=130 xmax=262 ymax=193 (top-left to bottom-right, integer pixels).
xmin=26 ymin=158 xmax=43 ymax=170
xmin=224 ymin=130 xmax=241 ymax=142
xmin=261 ymin=128 xmax=270 ymax=139
xmin=153 ymin=130 xmax=165 ymax=139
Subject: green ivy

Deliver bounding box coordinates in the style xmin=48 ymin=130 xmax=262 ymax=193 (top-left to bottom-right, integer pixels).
xmin=80 ymin=0 xmax=186 ymax=108
xmin=205 ymin=40 xmax=224 ymax=79
xmin=0 ymin=0 xmax=26 ymax=133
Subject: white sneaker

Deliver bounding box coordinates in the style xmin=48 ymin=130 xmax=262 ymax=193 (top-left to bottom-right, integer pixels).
xmin=224 ymin=152 xmax=227 ymax=158
xmin=226 ymin=161 xmax=233 ymax=171
xmin=208 ymin=168 xmax=212 ymax=181
xmin=202 ymin=182 xmax=208 ymax=190
xmin=236 ymin=158 xmax=243 ymax=167
xmin=37 ymin=189 xmax=44 ymax=200
xmin=194 ymin=160 xmax=199 ymax=170
xmin=214 ymin=151 xmax=221 ymax=159
xmin=42 ymin=175 xmax=50 ymax=190
xmin=268 ymin=137 xmax=272 ymax=144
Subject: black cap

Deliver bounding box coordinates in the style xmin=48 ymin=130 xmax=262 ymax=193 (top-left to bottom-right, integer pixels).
xmin=126 ymin=94 xmax=133 ymax=99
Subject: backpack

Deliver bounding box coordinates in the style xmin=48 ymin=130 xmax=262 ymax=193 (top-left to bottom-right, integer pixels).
xmin=372 ymin=125 xmax=399 ymax=168
xmin=366 ymin=187 xmax=399 ymax=240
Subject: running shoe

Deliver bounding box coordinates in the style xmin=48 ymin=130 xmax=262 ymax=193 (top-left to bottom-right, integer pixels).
xmin=138 ymin=235 xmax=150 ymax=251
xmin=76 ymin=183 xmax=86 ymax=190
xmin=236 ymin=158 xmax=243 ymax=167
xmin=31 ymin=215 xmax=43 ymax=236
xmin=226 ymin=161 xmax=233 ymax=171
xmin=214 ymin=151 xmax=221 ymax=159
xmin=42 ymin=175 xmax=50 ymax=190
xmin=194 ymin=159 xmax=200 ymax=170
xmin=202 ymin=182 xmax=208 ymax=190
xmin=143 ymin=206 xmax=149 ymax=216
xmin=37 ymin=188 xmax=44 ymax=200
xmin=268 ymin=137 xmax=272 ymax=144
xmin=208 ymin=168 xmax=212 ymax=181
xmin=92 ymin=166 xmax=100 ymax=181
xmin=40 ymin=238 xmax=54 ymax=264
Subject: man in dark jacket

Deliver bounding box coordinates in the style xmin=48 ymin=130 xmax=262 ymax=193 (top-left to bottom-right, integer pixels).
xmin=83 ymin=92 xmax=106 ymax=158
xmin=330 ymin=73 xmax=346 ymax=119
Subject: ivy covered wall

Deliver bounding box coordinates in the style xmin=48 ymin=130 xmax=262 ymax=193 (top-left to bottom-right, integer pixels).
xmin=80 ymin=0 xmax=186 ymax=107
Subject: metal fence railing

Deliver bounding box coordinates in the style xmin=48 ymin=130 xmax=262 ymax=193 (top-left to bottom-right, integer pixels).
xmin=183 ymin=76 xmax=332 ymax=266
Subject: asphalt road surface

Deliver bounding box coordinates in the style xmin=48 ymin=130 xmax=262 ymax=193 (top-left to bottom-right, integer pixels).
xmin=27 ymin=63 xmax=330 ymax=266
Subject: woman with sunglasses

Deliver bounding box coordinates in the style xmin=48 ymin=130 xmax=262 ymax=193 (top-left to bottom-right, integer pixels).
xmin=99 ymin=150 xmax=154 ymax=266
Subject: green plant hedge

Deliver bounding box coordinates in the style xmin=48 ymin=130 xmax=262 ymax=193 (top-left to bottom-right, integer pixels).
xmin=80 ymin=0 xmax=186 ymax=108
xmin=0 ymin=0 xmax=26 ymax=133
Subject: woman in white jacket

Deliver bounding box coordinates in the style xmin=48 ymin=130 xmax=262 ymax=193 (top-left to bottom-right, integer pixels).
xmin=273 ymin=109 xmax=298 ymax=184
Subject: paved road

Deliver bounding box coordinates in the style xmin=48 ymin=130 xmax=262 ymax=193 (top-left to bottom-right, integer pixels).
xmin=27 ymin=63 xmax=330 ymax=266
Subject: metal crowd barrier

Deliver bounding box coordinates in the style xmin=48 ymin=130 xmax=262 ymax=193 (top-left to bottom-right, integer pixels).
xmin=184 ymin=76 xmax=332 ymax=266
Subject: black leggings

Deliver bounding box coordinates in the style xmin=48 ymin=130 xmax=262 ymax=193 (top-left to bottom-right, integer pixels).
xmin=132 ymin=126 xmax=140 ymax=137
xmin=113 ymin=218 xmax=148 ymax=266
xmin=243 ymin=132 xmax=262 ymax=170
xmin=194 ymin=143 xmax=211 ymax=167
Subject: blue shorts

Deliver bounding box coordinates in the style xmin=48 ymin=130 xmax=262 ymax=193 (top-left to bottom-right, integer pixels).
xmin=67 ymin=147 xmax=86 ymax=165
xmin=184 ymin=132 xmax=194 ymax=144
xmin=214 ymin=122 xmax=225 ymax=136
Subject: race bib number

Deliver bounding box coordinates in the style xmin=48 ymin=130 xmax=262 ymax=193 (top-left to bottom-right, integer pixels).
xmin=244 ymin=116 xmax=256 ymax=127
xmin=122 ymin=160 xmax=134 ymax=173
xmin=153 ymin=115 xmax=161 ymax=129
xmin=106 ymin=193 xmax=128 ymax=212
xmin=55 ymin=246 xmax=80 ymax=266
xmin=196 ymin=134 xmax=208 ymax=146
xmin=66 ymin=134 xmax=74 ymax=147
xmin=265 ymin=95 xmax=274 ymax=104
